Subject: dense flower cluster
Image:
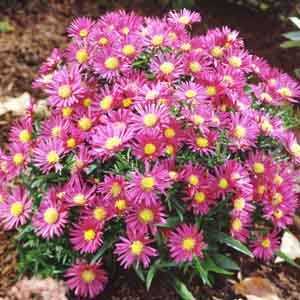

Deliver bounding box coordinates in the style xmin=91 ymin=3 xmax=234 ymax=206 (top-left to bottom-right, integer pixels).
xmin=0 ymin=9 xmax=300 ymax=298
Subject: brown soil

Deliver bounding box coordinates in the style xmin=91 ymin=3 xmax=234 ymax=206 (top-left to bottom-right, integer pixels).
xmin=0 ymin=0 xmax=300 ymax=299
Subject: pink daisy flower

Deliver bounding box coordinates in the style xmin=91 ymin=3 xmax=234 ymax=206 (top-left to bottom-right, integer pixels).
xmin=175 ymin=81 xmax=207 ymax=104
xmin=101 ymin=109 xmax=134 ymax=130
xmin=9 ymin=116 xmax=33 ymax=145
xmin=280 ymin=132 xmax=300 ymax=164
xmin=126 ymin=163 xmax=172 ymax=206
xmin=230 ymin=215 xmax=251 ymax=242
xmin=98 ymin=174 xmax=126 ymax=202
xmin=71 ymin=144 xmax=93 ymax=173
xmin=65 ymin=262 xmax=108 ymax=298
xmin=67 ymin=17 xmax=95 ymax=40
xmin=91 ymin=124 xmax=134 ymax=160
xmin=223 ymin=48 xmax=252 ymax=73
xmin=65 ymin=41 xmax=94 ymax=68
xmin=126 ymin=202 xmax=166 ymax=235
xmin=46 ymin=65 xmax=85 ymax=108
xmin=273 ymin=74 xmax=300 ymax=103
xmin=251 ymin=231 xmax=280 ymax=261
xmin=32 ymin=138 xmax=65 ymax=173
xmin=180 ymin=163 xmax=209 ymax=188
xmin=183 ymin=51 xmax=211 ymax=78
xmin=168 ymin=9 xmax=201 ymax=27
xmin=32 ymin=189 xmax=68 ymax=239
xmin=168 ymin=224 xmax=206 ymax=263
xmin=114 ymin=230 xmax=157 ymax=269
xmin=0 ymin=186 xmax=32 ymax=230
xmin=150 ymin=53 xmax=184 ymax=81
xmin=41 ymin=115 xmax=71 ymax=140
xmin=70 ymin=219 xmax=103 ymax=254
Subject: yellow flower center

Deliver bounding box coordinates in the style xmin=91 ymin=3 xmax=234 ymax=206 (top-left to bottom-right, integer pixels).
xmin=73 ymin=193 xmax=86 ymax=205
xmin=93 ymin=207 xmax=107 ymax=221
xmin=82 ymin=97 xmax=92 ymax=107
xmin=277 ymin=87 xmax=292 ymax=98
xmin=260 ymin=92 xmax=273 ymax=102
xmin=78 ymin=117 xmax=92 ymax=131
xmin=228 ymin=56 xmax=242 ymax=68
xmin=234 ymin=125 xmax=246 ymax=139
xmin=192 ymin=114 xmax=204 ymax=125
xmin=218 ymin=178 xmax=229 ymax=189
xmin=58 ymin=85 xmax=72 ymax=99
xmin=105 ymin=137 xmax=122 ymax=150
xmin=290 ymin=142 xmax=300 ymax=157
xmin=121 ymin=26 xmax=130 ymax=35
xmin=104 ymin=56 xmax=119 ymax=70
xmin=261 ymin=238 xmax=271 ymax=248
xmin=233 ymin=197 xmax=245 ymax=210
xmin=188 ymin=175 xmax=199 ymax=186
xmin=51 ymin=126 xmax=61 ymax=138
xmin=211 ymin=46 xmax=224 ymax=58
xmin=168 ymin=32 xmax=177 ymax=41
xmin=164 ymin=128 xmax=176 ymax=139
xmin=273 ymin=174 xmax=283 ymax=186
xmin=131 ymin=240 xmax=144 ymax=255
xmin=122 ymin=97 xmax=133 ymax=108
xmin=76 ymin=49 xmax=89 ymax=64
xmin=43 ymin=208 xmax=59 ymax=225
xmin=182 ymin=237 xmax=196 ymax=251
xmin=272 ymin=192 xmax=283 ymax=206
xmin=159 ymin=62 xmax=175 ymax=75
xmin=206 ymin=86 xmax=217 ymax=96
xmin=257 ymin=185 xmax=266 ymax=195
xmin=141 ymin=176 xmax=155 ymax=191
xmin=100 ymin=95 xmax=113 ymax=110
xmin=79 ymin=29 xmax=88 ymax=38
xmin=84 ymin=229 xmax=96 ymax=241
xmin=47 ymin=151 xmax=59 ymax=164
xmin=62 ymin=107 xmax=73 ymax=118
xmin=223 ymin=75 xmax=234 ymax=85
xmin=13 ymin=153 xmax=24 ymax=166
xmin=99 ymin=37 xmax=109 ymax=46
xmin=181 ymin=43 xmax=192 ymax=51
xmin=253 ymin=162 xmax=265 ymax=174
xmin=139 ymin=208 xmax=154 ymax=223
xmin=196 ymin=137 xmax=209 ymax=148
xmin=144 ymin=143 xmax=156 ymax=155
xmin=81 ymin=270 xmax=95 ymax=283
xmin=143 ymin=113 xmax=158 ymax=127
xmin=67 ymin=137 xmax=76 ymax=148
xmin=10 ymin=202 xmax=24 ymax=217
xmin=261 ymin=119 xmax=273 ymax=132
xmin=179 ymin=15 xmax=190 ymax=25
xmin=232 ymin=218 xmax=242 ymax=231
xmin=115 ymin=199 xmax=127 ymax=211
xmin=189 ymin=61 xmax=201 ymax=73
xmin=111 ymin=182 xmax=122 ymax=197
xmin=151 ymin=34 xmax=164 ymax=46
xmin=122 ymin=44 xmax=136 ymax=56
xmin=194 ymin=191 xmax=206 ymax=203
xmin=19 ymin=129 xmax=31 ymax=143
xmin=274 ymin=209 xmax=283 ymax=219
xmin=169 ymin=171 xmax=178 ymax=180
xmin=185 ymin=89 xmax=197 ymax=99
xmin=165 ymin=144 xmax=175 ymax=156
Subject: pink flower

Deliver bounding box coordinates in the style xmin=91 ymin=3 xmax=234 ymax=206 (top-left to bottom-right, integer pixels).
xmin=0 ymin=186 xmax=32 ymax=230
xmin=168 ymin=9 xmax=201 ymax=27
xmin=251 ymin=231 xmax=280 ymax=261
xmin=168 ymin=224 xmax=206 ymax=263
xmin=9 ymin=116 xmax=33 ymax=145
xmin=70 ymin=219 xmax=103 ymax=254
xmin=65 ymin=262 xmax=108 ymax=298
xmin=32 ymin=138 xmax=65 ymax=173
xmin=33 ymin=189 xmax=68 ymax=239
xmin=98 ymin=174 xmax=126 ymax=202
xmin=114 ymin=230 xmax=157 ymax=269
xmin=67 ymin=17 xmax=95 ymax=40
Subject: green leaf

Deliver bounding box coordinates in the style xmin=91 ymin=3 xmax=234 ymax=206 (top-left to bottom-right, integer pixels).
xmin=146 ymin=264 xmax=157 ymax=291
xmin=157 ymin=216 xmax=181 ymax=228
xmin=280 ymin=40 xmax=300 ymax=48
xmin=203 ymin=256 xmax=233 ymax=275
xmin=212 ymin=254 xmax=240 ymax=271
xmin=194 ymin=257 xmax=211 ymax=286
xmin=282 ymin=31 xmax=300 ymax=41
xmin=134 ymin=264 xmax=145 ymax=282
xmin=171 ymin=276 xmax=196 ymax=300
xmin=276 ymin=251 xmax=300 ymax=269
xmin=289 ymin=17 xmax=300 ymax=29
xmin=217 ymin=233 xmax=253 ymax=257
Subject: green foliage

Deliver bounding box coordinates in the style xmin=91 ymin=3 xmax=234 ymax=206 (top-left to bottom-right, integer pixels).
xmin=0 ymin=19 xmax=14 ymax=33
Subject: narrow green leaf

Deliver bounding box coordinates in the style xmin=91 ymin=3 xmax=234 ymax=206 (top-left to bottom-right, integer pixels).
xmin=203 ymin=256 xmax=233 ymax=275
xmin=194 ymin=258 xmax=211 ymax=286
xmin=134 ymin=264 xmax=145 ymax=282
xmin=146 ymin=265 xmax=157 ymax=291
xmin=171 ymin=276 xmax=196 ymax=300
xmin=280 ymin=40 xmax=300 ymax=48
xmin=212 ymin=254 xmax=240 ymax=271
xmin=282 ymin=31 xmax=300 ymax=41
xmin=276 ymin=251 xmax=300 ymax=269
xmin=217 ymin=233 xmax=253 ymax=257
xmin=289 ymin=17 xmax=300 ymax=29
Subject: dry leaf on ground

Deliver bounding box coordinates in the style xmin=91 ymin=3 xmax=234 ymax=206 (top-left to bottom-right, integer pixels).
xmin=0 ymin=92 xmax=31 ymax=116
xmin=275 ymin=231 xmax=300 ymax=263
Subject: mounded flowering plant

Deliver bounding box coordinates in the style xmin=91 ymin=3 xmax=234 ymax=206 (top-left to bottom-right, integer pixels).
xmin=1 ymin=9 xmax=300 ymax=299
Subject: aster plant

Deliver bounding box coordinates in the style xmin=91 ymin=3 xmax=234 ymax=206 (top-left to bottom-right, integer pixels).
xmin=1 ymin=9 xmax=300 ymax=299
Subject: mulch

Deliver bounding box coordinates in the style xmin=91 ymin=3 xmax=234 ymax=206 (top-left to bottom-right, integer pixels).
xmin=0 ymin=0 xmax=300 ymax=299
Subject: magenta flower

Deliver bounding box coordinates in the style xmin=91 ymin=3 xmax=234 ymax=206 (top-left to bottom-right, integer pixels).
xmin=168 ymin=9 xmax=201 ymax=27
xmin=33 ymin=189 xmax=68 ymax=239
xmin=67 ymin=17 xmax=95 ymax=40
xmin=70 ymin=219 xmax=103 ymax=254
xmin=46 ymin=65 xmax=85 ymax=108
xmin=0 ymin=186 xmax=32 ymax=230
xmin=98 ymin=174 xmax=126 ymax=202
xmin=230 ymin=215 xmax=251 ymax=242
xmin=168 ymin=224 xmax=206 ymax=263
xmin=9 ymin=116 xmax=33 ymax=146
xmin=251 ymin=231 xmax=280 ymax=261
xmin=41 ymin=115 xmax=71 ymax=140
xmin=114 ymin=230 xmax=157 ymax=269
xmin=65 ymin=262 xmax=108 ymax=298
xmin=32 ymin=138 xmax=65 ymax=173
xmin=175 ymin=81 xmax=207 ymax=104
